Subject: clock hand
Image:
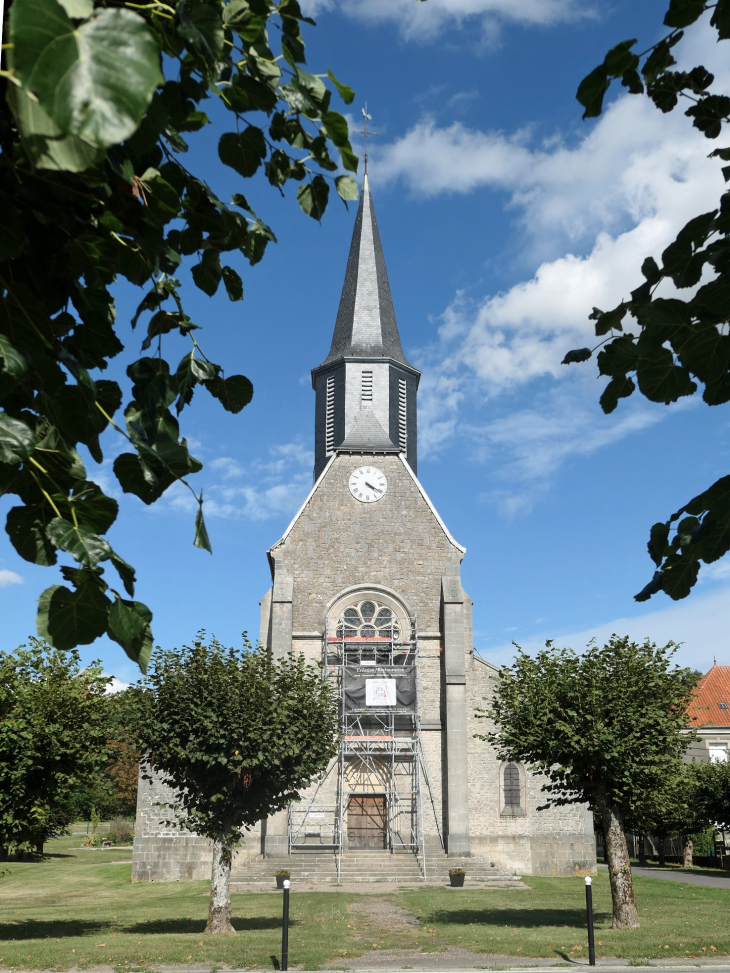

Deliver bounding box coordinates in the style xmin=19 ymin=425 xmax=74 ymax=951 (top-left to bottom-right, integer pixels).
xmin=365 ymin=481 xmax=382 ymax=493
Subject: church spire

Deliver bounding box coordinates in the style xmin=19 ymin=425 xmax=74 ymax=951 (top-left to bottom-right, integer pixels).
xmin=311 ymin=175 xmax=420 ymax=480
xmin=323 ymin=174 xmax=412 ymax=367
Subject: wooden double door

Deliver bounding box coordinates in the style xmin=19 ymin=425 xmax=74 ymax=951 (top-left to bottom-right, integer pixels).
xmin=347 ymin=795 xmax=387 ymax=849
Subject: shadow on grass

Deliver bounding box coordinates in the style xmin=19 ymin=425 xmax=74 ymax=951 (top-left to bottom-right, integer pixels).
xmin=0 ymin=920 xmax=108 ymax=940
xmin=423 ymin=908 xmax=612 ymax=929
xmin=0 ymin=916 xmax=291 ymax=940
xmin=123 ymin=917 xmax=292 ymax=935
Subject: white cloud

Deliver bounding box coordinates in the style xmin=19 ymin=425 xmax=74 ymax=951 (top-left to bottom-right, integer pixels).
xmin=171 ymin=441 xmax=314 ymax=523
xmin=480 ymin=581 xmax=730 ymax=674
xmin=383 ymin=22 xmax=728 ymax=514
xmin=301 ymin=0 xmax=592 ymax=40
xmin=0 ymin=569 xmax=23 ymax=587
xmin=105 ymin=676 xmax=131 ymax=694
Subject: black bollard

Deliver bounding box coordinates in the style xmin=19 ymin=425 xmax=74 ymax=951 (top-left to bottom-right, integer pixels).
xmin=585 ymin=876 xmax=596 ymax=966
xmin=281 ymin=878 xmax=290 ymax=972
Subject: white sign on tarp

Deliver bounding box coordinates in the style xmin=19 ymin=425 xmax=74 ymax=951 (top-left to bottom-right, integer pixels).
xmin=365 ymin=678 xmax=396 ymax=707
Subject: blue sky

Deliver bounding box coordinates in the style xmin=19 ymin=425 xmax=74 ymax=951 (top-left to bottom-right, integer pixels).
xmin=2 ymin=0 xmax=729 ymax=684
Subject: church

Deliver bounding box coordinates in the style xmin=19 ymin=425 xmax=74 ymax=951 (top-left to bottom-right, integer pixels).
xmin=132 ymin=176 xmax=596 ymax=883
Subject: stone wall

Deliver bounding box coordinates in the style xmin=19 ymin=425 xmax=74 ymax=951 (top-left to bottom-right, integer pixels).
xmin=465 ymin=655 xmax=596 ymax=876
xmin=131 ymin=764 xmax=263 ymax=883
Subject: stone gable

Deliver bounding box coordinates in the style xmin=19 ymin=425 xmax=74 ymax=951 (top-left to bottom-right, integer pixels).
xmin=270 ymin=452 xmax=463 ymax=635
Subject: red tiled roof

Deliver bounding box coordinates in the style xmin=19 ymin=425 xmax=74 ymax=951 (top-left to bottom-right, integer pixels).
xmin=687 ymin=664 xmax=730 ymax=726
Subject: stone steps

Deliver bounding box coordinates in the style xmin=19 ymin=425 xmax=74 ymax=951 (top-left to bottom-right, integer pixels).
xmin=230 ymin=851 xmax=520 ymax=886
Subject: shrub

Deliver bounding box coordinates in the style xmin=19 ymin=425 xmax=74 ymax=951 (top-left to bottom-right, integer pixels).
xmin=109 ymin=818 xmax=133 ymax=843
xmin=275 ymin=870 xmax=291 ymax=876
xmin=449 ymin=867 xmax=465 ymax=875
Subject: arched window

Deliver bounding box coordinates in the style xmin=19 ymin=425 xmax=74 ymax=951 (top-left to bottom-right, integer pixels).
xmin=504 ymin=763 xmax=521 ymax=808
xmin=335 ymin=600 xmax=401 ymax=640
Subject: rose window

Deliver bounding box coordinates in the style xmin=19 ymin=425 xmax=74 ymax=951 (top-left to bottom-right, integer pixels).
xmin=336 ymin=601 xmax=400 ymax=640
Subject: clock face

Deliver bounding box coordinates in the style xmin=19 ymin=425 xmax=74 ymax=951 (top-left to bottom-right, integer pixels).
xmin=349 ymin=466 xmax=387 ymax=503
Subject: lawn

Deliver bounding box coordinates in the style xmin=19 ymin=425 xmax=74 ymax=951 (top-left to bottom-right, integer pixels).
xmin=1 ymin=836 xmax=730 ymax=969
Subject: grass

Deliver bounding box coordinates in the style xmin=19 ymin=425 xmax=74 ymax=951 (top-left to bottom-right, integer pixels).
xmin=1 ymin=837 xmax=730 ymax=969
xmin=397 ymin=875 xmax=730 ymax=963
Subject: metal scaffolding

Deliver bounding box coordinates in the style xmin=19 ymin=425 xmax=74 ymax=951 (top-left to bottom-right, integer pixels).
xmin=289 ymin=602 xmax=443 ymax=881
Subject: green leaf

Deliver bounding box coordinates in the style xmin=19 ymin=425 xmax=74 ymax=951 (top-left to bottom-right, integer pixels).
xmin=322 ymin=110 xmax=349 ymax=148
xmin=599 ymin=375 xmax=636 ymax=413
xmin=660 ymin=553 xmax=701 ymax=600
xmin=648 ymin=522 xmax=671 ymax=566
xmin=46 ymin=517 xmax=113 ymax=567
xmin=175 ymin=0 xmax=225 ymax=57
xmin=65 ymin=480 xmax=119 ymax=534
xmin=108 ymin=599 xmax=153 ymax=671
xmin=561 ymin=348 xmax=592 ymax=365
xmin=5 ymin=77 xmax=106 ymax=172
xmin=0 ymin=412 xmax=36 ymax=464
xmin=335 ymin=175 xmax=359 ymax=202
xmin=194 ymin=504 xmax=212 ymax=553
xmin=711 ymin=0 xmax=730 ymax=39
xmin=221 ymin=266 xmax=244 ymax=302
xmin=6 ymin=505 xmax=57 ymax=566
xmin=108 ymin=596 xmax=146 ymax=642
xmin=204 ymin=374 xmax=253 ymax=413
xmin=664 ymin=0 xmax=707 ymax=28
xmin=327 ymin=68 xmax=355 ymax=104
xmin=10 ymin=0 xmax=164 ymax=148
xmin=56 ymin=0 xmax=93 ymax=16
xmin=41 ymin=578 xmax=110 ymax=650
xmin=576 ymin=63 xmax=610 ymax=119
xmin=111 ymin=553 xmax=136 ymax=597
xmin=218 ymin=129 xmax=267 ymax=179
xmin=297 ymin=175 xmax=329 ymax=220
xmin=338 ymin=144 xmax=359 ymax=173
xmin=0 ymin=334 xmax=28 ymax=376
xmin=191 ymin=250 xmax=222 ymax=297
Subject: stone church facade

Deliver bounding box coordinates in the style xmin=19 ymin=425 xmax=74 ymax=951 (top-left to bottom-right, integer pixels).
xmin=132 ymin=176 xmax=596 ymax=883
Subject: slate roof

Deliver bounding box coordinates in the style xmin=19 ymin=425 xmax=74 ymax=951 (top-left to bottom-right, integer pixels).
xmin=323 ymin=174 xmax=411 ymax=367
xmin=339 ymin=410 xmax=398 ymax=451
xmin=687 ymin=664 xmax=730 ymax=726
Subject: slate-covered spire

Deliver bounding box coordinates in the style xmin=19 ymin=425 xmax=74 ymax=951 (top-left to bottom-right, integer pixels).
xmin=311 ymin=176 xmax=420 ymax=480
xmin=323 ymin=174 xmax=412 ymax=367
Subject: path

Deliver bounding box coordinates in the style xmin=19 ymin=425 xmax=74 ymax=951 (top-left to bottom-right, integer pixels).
xmin=598 ymin=863 xmax=730 ymax=890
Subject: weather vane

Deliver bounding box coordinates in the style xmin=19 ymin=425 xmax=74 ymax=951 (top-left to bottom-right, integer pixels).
xmin=355 ymin=104 xmax=379 ymax=175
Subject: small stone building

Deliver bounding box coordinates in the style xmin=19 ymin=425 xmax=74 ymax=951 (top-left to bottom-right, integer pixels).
xmin=132 ymin=176 xmax=596 ymax=883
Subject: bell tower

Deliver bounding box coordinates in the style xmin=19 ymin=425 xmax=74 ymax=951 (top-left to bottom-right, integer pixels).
xmin=311 ymin=174 xmax=420 ymax=479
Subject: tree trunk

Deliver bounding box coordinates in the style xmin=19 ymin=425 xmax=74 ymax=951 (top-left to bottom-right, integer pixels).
xmin=658 ymin=835 xmax=666 ymax=867
xmin=600 ymin=799 xmax=640 ymax=929
xmin=0 ymin=846 xmax=7 ymax=862
xmin=683 ymin=837 xmax=693 ymax=868
xmin=35 ymin=842 xmax=43 ymax=857
xmin=638 ymin=834 xmax=647 ymax=865
xmin=205 ymin=837 xmax=235 ymax=935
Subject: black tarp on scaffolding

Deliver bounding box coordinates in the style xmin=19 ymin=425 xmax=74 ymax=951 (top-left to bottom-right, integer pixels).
xmin=344 ymin=665 xmax=417 ymax=713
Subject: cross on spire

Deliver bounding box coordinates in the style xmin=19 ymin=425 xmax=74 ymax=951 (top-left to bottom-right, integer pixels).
xmin=355 ymin=103 xmax=379 ymax=175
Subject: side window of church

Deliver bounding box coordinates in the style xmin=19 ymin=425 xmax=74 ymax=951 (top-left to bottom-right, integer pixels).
xmin=502 ymin=762 xmax=523 ymax=814
xmin=361 ymin=370 xmax=373 ymax=403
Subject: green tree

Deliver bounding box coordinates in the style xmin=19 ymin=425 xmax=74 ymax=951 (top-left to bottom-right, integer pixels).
xmin=693 ymin=757 xmax=730 ymax=830
xmin=479 ymin=635 xmax=697 ymax=929
xmin=0 ymin=638 xmax=111 ymax=857
xmin=0 ymin=0 xmax=357 ymax=669
xmin=138 ymin=636 xmax=339 ymax=934
xmin=628 ymin=763 xmax=709 ymax=867
xmin=564 ymin=0 xmax=730 ymax=602
xmin=71 ymin=686 xmax=144 ymax=821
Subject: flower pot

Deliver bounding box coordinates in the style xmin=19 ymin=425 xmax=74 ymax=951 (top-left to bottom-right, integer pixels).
xmin=449 ymin=872 xmax=465 ymax=887
xmin=276 ymin=874 xmax=290 ymax=889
